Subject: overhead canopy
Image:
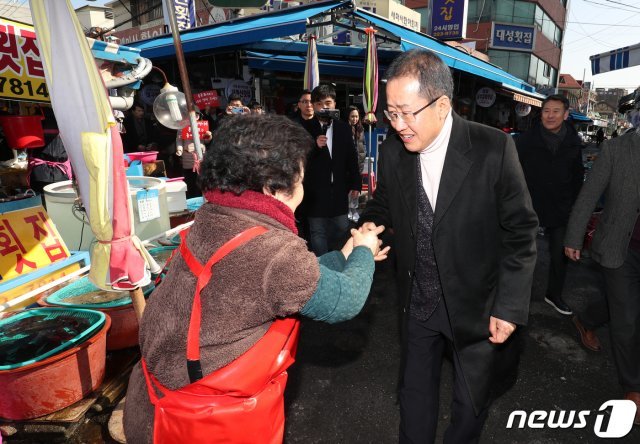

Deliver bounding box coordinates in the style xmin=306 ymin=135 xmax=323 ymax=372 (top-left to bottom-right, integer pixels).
xmin=569 ymin=110 xmax=592 ymax=123
xmin=351 ymin=9 xmax=541 ymax=95
xmin=132 ymin=0 xmax=348 ymax=58
xmin=130 ymin=0 xmax=543 ymax=100
xmin=246 ymin=51 xmax=368 ymax=78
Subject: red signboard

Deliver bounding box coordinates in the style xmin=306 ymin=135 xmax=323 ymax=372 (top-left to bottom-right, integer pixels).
xmin=193 ymin=90 xmax=220 ymax=108
xmin=181 ymin=120 xmax=209 ymax=140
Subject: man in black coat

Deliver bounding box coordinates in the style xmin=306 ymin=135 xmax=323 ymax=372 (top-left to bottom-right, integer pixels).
xmin=122 ymin=103 xmax=158 ymax=153
xmin=515 ymin=94 xmax=584 ymax=315
xmin=300 ymin=85 xmax=361 ymax=255
xmin=360 ymin=49 xmax=538 ymax=443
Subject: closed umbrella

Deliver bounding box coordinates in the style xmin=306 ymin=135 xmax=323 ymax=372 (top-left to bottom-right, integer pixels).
xmin=303 ymin=34 xmax=320 ymax=90
xmin=30 ymin=0 xmax=154 ymax=316
xmin=363 ymin=27 xmax=379 ymax=197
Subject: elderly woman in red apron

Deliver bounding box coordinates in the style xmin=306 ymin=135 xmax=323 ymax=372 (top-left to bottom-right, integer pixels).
xmin=124 ymin=114 xmax=389 ymax=444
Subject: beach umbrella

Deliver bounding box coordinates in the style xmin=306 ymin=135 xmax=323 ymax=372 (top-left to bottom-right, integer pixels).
xmin=363 ymin=27 xmax=378 ymax=197
xmin=30 ymin=0 xmax=154 ymax=316
xmin=303 ymin=34 xmax=320 ymax=90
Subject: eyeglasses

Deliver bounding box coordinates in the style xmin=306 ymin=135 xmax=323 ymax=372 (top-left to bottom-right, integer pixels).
xmin=299 ymin=100 xmax=312 ymax=105
xmin=384 ymin=96 xmax=442 ymax=124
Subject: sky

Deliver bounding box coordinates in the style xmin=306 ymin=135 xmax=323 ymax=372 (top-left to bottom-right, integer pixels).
xmin=71 ymin=0 xmax=640 ymax=93
xmin=560 ymin=0 xmax=640 ymax=92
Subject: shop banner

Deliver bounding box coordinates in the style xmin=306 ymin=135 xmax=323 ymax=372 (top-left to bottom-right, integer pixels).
xmin=0 ymin=206 xmax=70 ymax=282
xmin=163 ymin=0 xmax=196 ymax=31
xmin=476 ymin=87 xmax=496 ymax=108
xmin=431 ymin=0 xmax=468 ymax=40
xmin=0 ymin=18 xmax=49 ymax=102
xmin=490 ymin=22 xmax=535 ymax=52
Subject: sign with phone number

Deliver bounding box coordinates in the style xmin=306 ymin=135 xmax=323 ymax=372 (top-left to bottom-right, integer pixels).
xmin=0 ymin=19 xmax=50 ymax=103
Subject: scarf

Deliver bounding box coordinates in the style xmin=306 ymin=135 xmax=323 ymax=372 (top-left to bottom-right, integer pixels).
xmin=204 ymin=189 xmax=298 ymax=234
xmin=540 ymin=123 xmax=567 ymax=154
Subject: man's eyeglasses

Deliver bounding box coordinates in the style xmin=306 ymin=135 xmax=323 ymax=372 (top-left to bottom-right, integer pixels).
xmin=299 ymin=100 xmax=312 ymax=105
xmin=384 ymin=96 xmax=442 ymax=124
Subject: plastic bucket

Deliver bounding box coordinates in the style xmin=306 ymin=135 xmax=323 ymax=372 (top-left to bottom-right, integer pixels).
xmin=0 ymin=114 xmax=45 ymax=149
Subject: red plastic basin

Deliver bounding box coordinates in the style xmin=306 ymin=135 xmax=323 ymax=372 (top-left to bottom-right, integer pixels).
xmin=0 ymin=315 xmax=111 ymax=420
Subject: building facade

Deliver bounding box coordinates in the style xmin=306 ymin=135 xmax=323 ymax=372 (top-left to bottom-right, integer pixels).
xmin=403 ymin=0 xmax=566 ymax=92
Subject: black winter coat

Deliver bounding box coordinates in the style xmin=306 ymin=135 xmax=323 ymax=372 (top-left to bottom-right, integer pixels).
xmin=515 ymin=123 xmax=584 ymax=227
xmin=300 ymin=117 xmax=361 ymax=217
xmin=360 ymin=113 xmax=538 ymax=414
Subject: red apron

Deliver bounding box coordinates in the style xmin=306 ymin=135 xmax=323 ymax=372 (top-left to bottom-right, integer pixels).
xmin=141 ymin=226 xmax=301 ymax=444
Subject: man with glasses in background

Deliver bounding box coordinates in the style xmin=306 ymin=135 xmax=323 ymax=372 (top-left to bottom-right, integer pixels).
xmin=300 ymin=84 xmax=361 ymax=255
xmin=360 ymin=49 xmax=538 ymax=443
xmin=292 ymin=89 xmax=315 ymax=125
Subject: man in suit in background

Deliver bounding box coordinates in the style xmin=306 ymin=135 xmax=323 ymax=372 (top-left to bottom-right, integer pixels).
xmin=301 ymin=84 xmax=361 ymax=255
xmin=360 ymin=49 xmax=538 ymax=443
xmin=515 ymin=94 xmax=584 ymax=316
xmin=564 ymin=125 xmax=640 ymax=426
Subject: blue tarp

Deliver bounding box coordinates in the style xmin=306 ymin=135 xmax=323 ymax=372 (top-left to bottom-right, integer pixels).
xmin=246 ymin=51 xmax=370 ymax=78
xmin=569 ymin=110 xmax=593 ymax=123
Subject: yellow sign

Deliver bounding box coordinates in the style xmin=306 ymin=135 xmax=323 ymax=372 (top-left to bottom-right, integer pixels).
xmin=0 ymin=205 xmax=70 ymax=282
xmin=0 ymin=18 xmax=50 ymax=102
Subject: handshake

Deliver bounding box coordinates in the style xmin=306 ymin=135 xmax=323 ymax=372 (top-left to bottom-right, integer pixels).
xmin=341 ymin=223 xmax=390 ymax=262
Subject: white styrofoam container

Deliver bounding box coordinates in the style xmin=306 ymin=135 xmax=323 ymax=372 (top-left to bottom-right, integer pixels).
xmin=164 ymin=180 xmax=187 ymax=213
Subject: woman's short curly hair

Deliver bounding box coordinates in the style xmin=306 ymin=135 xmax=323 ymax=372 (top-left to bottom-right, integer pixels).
xmin=199 ymin=114 xmax=313 ymax=195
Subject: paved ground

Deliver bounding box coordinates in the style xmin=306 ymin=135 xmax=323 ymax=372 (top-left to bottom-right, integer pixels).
xmin=283 ymin=234 xmax=640 ymax=443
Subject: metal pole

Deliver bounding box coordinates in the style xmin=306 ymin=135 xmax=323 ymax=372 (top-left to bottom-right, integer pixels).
xmin=164 ymin=0 xmax=203 ymax=161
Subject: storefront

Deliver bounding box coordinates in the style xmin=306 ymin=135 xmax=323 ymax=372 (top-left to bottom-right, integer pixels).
xmin=128 ymin=0 xmax=544 ymax=126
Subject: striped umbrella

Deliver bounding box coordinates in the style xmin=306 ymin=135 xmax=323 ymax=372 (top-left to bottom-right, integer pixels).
xmin=30 ymin=0 xmax=154 ymax=311
xmin=363 ymin=27 xmax=378 ymax=197
xmin=303 ymin=34 xmax=320 ymax=90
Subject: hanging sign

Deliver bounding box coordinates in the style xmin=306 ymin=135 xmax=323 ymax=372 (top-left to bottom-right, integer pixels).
xmin=515 ymin=102 xmax=531 ymax=117
xmin=0 ymin=19 xmax=49 ymax=102
xmin=431 ymin=0 xmax=468 ymax=40
xmin=139 ymin=84 xmax=162 ymax=106
xmin=0 ymin=206 xmax=70 ymax=282
xmin=225 ymin=80 xmax=252 ymax=104
xmin=476 ymin=87 xmax=496 ymax=108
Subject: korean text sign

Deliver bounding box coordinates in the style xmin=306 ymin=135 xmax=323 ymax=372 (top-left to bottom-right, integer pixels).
xmin=490 ymin=22 xmax=536 ymax=52
xmin=431 ymin=0 xmax=468 ymax=40
xmin=0 ymin=18 xmax=49 ymax=102
xmin=0 ymin=206 xmax=70 ymax=282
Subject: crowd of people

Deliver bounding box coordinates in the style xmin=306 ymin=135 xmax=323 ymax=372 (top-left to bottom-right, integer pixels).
xmin=120 ymin=48 xmax=639 ymax=443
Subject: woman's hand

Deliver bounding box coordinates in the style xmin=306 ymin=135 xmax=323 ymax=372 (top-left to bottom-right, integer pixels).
xmin=351 ymin=225 xmax=390 ymax=262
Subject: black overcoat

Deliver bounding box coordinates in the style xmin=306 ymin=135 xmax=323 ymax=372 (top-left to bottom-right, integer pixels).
xmin=361 ymin=113 xmax=538 ymax=413
xmin=515 ymin=123 xmax=584 ymax=227
xmin=301 ymin=117 xmax=362 ymax=217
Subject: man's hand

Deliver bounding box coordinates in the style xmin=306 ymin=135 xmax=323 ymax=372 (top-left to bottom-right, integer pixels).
xmin=360 ymin=222 xmax=378 ymax=232
xmin=488 ymin=316 xmax=516 ymax=344
xmin=564 ymin=247 xmax=581 ymax=261
xmin=316 ymin=135 xmax=328 ymax=148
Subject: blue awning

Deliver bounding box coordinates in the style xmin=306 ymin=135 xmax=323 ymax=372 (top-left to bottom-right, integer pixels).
xmin=129 ymin=0 xmax=348 ymax=58
xmin=569 ymin=110 xmax=593 ymax=123
xmin=352 ymin=9 xmax=542 ymax=95
xmin=246 ymin=51 xmax=370 ymax=78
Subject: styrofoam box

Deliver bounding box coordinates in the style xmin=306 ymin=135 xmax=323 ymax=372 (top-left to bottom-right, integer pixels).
xmin=165 ymin=180 xmax=188 ymax=213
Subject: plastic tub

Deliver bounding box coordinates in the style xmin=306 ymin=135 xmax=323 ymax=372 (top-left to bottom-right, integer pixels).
xmin=38 ymin=277 xmax=155 ymax=350
xmin=43 ymin=177 xmax=171 ymax=250
xmin=125 ymin=151 xmax=158 ymax=163
xmin=0 ymin=314 xmax=111 ymax=420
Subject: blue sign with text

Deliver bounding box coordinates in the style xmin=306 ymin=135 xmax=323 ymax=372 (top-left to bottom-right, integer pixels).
xmin=431 ymin=0 xmax=468 ymax=40
xmin=490 ymin=23 xmax=535 ymax=52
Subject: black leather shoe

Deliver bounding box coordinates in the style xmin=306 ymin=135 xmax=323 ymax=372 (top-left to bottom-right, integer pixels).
xmin=544 ymin=296 xmax=573 ymax=315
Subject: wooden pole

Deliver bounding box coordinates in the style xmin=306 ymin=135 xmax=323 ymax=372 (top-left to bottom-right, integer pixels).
xmin=130 ymin=287 xmax=146 ymax=321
